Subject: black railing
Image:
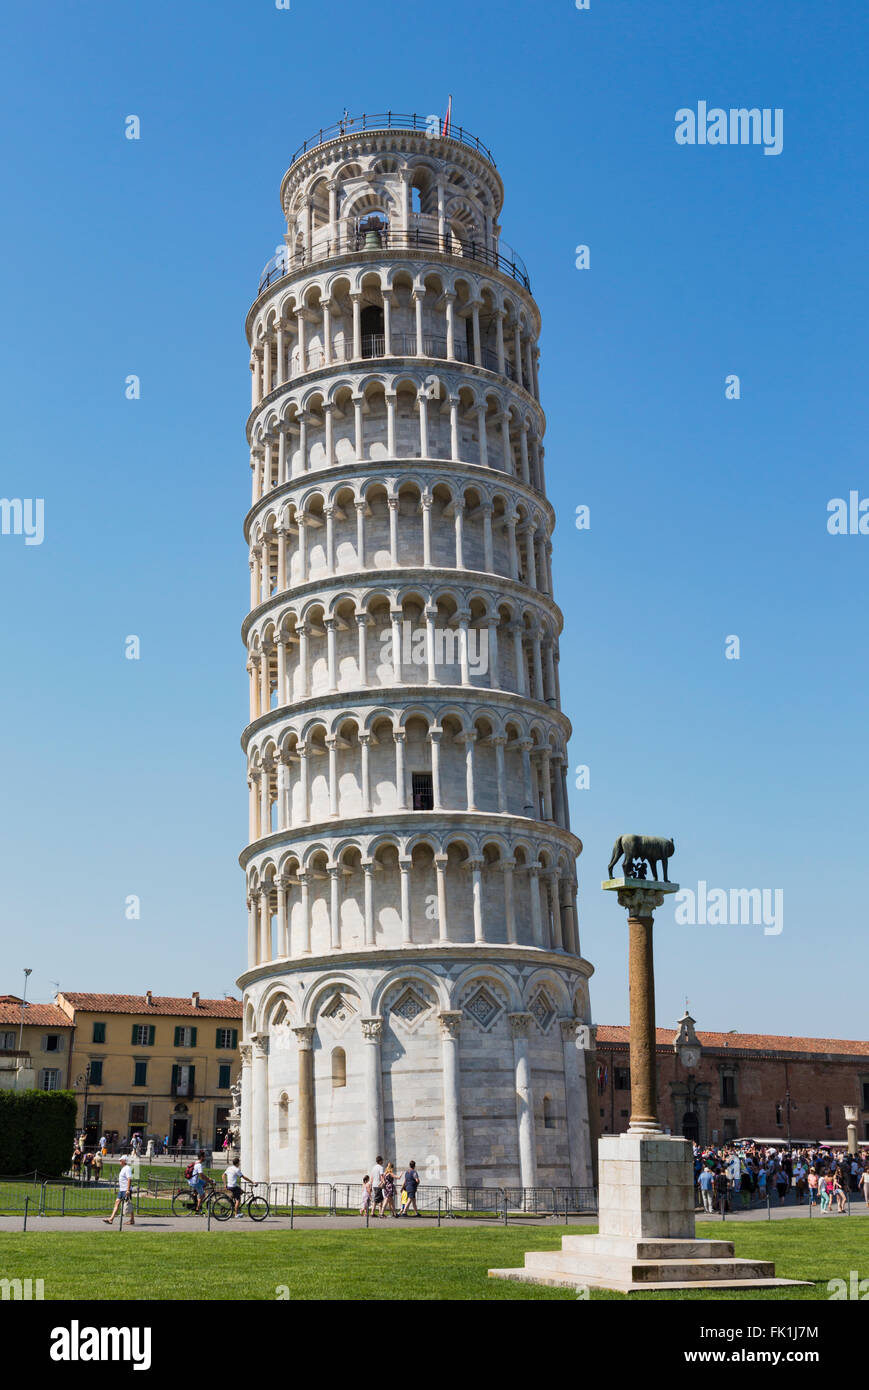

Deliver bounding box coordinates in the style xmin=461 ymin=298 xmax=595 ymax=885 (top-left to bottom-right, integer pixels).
xmin=288 ymin=112 xmax=496 ymax=169
xmin=258 ymin=226 xmax=530 ymax=296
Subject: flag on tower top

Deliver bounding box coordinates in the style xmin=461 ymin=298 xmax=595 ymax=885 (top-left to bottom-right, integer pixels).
xmin=442 ymin=95 xmax=452 ymax=138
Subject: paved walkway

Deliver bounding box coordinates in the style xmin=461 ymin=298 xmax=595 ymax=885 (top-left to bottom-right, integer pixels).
xmin=2 ymin=1204 xmax=866 ymax=1235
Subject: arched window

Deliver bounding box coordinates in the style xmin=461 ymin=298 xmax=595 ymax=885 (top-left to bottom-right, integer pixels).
xmin=332 ymin=1047 xmax=346 ymax=1089
xmin=543 ymin=1094 xmax=554 ymax=1129
xmin=360 ymin=304 xmax=384 ymax=358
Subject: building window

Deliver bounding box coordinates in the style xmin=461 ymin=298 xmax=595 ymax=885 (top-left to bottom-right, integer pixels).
xmin=39 ymin=1069 xmax=60 ymax=1091
xmin=619 ymin=1109 xmax=629 ymax=1118
xmin=825 ymin=1106 xmax=832 ymax=1128
xmin=543 ymin=1095 xmax=555 ymax=1129
xmin=133 ymin=1060 xmax=148 ymax=1087
xmin=92 ymin=1022 xmax=106 ymax=1044
xmin=0 ymin=1031 xmax=15 ymax=1050
xmin=131 ymin=1025 xmax=155 ymax=1046
xmin=89 ymin=1060 xmax=103 ymax=1086
xmin=614 ymin=1066 xmax=631 ymax=1090
xmin=332 ymin=1048 xmax=346 ymax=1089
xmin=172 ymin=1064 xmax=195 ymax=1098
xmin=863 ymin=1082 xmax=869 ymax=1110
xmin=85 ymin=1103 xmax=101 ymax=1126
xmin=216 ymin=1028 xmax=238 ymax=1050
xmin=43 ymin=1034 xmax=63 ymax=1053
xmin=722 ymin=1118 xmax=738 ymax=1141
xmin=218 ymin=1064 xmax=231 ymax=1090
xmin=721 ymin=1075 xmax=737 ymax=1106
xmin=775 ymin=1103 xmax=783 ymax=1126
xmin=174 ymin=1027 xmax=197 ymax=1048
xmin=129 ymin=1104 xmax=147 ymax=1127
xmin=411 ymin=772 xmax=434 ymax=810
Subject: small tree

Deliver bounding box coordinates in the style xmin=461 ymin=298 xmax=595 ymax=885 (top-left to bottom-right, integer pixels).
xmin=0 ymin=1090 xmax=78 ymax=1176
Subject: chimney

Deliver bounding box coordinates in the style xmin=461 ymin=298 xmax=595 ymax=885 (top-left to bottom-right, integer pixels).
xmin=192 ymin=991 xmax=200 ymax=1008
xmin=145 ymin=990 xmax=153 ymax=1007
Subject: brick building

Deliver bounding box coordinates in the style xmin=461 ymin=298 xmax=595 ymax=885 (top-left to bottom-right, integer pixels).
xmin=593 ymin=1018 xmax=869 ymax=1147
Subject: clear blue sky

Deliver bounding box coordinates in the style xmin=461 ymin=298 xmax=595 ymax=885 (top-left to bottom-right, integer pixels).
xmin=0 ymin=0 xmax=865 ymax=1036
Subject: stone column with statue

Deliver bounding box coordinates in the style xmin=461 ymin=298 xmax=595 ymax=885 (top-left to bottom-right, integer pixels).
xmin=491 ymin=836 xmax=805 ymax=1292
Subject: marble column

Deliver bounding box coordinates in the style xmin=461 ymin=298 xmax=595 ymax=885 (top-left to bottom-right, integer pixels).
xmin=361 ymin=1018 xmax=384 ymax=1165
xmin=509 ymin=1014 xmax=537 ymax=1188
xmin=240 ymin=1043 xmax=253 ymax=1175
xmin=293 ymin=1026 xmax=316 ymax=1183
xmin=251 ymin=1034 xmax=269 ymax=1182
xmin=439 ymin=1012 xmax=466 ymax=1188
xmin=560 ymin=1019 xmax=594 ymax=1186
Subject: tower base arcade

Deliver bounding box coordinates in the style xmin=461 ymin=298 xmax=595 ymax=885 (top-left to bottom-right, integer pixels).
xmin=239 ymin=947 xmax=594 ymax=1191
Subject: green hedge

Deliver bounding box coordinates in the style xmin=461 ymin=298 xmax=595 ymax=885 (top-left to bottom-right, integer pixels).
xmin=0 ymin=1090 xmax=78 ymax=1176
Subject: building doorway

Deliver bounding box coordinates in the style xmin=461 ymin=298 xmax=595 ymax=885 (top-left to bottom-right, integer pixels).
xmin=682 ymin=1110 xmax=700 ymax=1143
xmin=214 ymin=1109 xmax=231 ymax=1152
xmin=171 ymin=1114 xmax=189 ymax=1146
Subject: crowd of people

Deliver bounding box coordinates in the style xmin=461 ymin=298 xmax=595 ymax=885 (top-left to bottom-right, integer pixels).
xmin=694 ymin=1141 xmax=869 ymax=1213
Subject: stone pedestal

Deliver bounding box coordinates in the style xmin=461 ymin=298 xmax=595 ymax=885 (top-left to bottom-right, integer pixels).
xmin=490 ymin=1131 xmax=807 ymax=1292
xmin=597 ymin=1132 xmax=696 ymax=1240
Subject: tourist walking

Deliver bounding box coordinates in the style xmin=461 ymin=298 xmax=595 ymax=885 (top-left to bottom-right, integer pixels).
xmin=102 ymin=1157 xmax=134 ymax=1225
xmin=92 ymin=1150 xmax=103 ymax=1183
xmin=859 ymin=1167 xmax=869 ymax=1207
xmin=807 ymin=1167 xmax=819 ymax=1205
xmin=371 ymin=1155 xmax=385 ymax=1217
xmin=699 ymin=1165 xmax=715 ymax=1214
xmin=381 ymin=1162 xmax=398 ymax=1217
xmin=400 ymin=1160 xmax=421 ymax=1216
xmin=359 ymin=1175 xmax=373 ymax=1217
xmin=71 ymin=1146 xmax=83 ymax=1181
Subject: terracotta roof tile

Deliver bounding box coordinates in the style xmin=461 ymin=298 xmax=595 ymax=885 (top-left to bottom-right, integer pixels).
xmin=57 ymin=993 xmax=242 ymax=1019
xmin=0 ymin=1003 xmax=74 ymax=1027
xmin=595 ymin=1025 xmax=869 ymax=1056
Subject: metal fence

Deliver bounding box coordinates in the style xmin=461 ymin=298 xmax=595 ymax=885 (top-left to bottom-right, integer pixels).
xmin=0 ymin=1174 xmax=600 ymax=1221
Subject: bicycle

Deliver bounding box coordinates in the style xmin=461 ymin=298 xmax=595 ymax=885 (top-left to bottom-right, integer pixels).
xmin=172 ymin=1179 xmax=229 ymax=1218
xmin=211 ymin=1182 xmax=270 ymax=1222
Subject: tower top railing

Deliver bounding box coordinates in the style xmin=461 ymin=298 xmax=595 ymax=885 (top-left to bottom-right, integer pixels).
xmin=286 ymin=112 xmax=497 ymax=170
xmin=257 ymin=223 xmax=530 ymax=297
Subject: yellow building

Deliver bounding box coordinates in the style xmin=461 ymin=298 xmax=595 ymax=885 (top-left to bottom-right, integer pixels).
xmin=0 ymin=996 xmax=75 ymax=1091
xmin=56 ymin=992 xmax=242 ymax=1151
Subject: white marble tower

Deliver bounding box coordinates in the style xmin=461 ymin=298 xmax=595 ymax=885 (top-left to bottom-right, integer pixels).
xmin=237 ymin=112 xmax=594 ymax=1192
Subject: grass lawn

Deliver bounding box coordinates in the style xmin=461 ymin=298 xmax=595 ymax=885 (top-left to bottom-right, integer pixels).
xmin=0 ymin=1218 xmax=859 ymax=1300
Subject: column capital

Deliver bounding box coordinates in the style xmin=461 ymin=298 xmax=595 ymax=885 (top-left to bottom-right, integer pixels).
xmin=292 ymin=1025 xmax=315 ymax=1051
xmin=508 ymin=1012 xmax=533 ymax=1037
xmin=239 ymin=1043 xmax=253 ymax=1065
xmin=361 ymin=1016 xmax=383 ymax=1042
xmin=438 ymin=1010 xmax=463 ymax=1041
xmin=251 ymin=1033 xmax=269 ymax=1058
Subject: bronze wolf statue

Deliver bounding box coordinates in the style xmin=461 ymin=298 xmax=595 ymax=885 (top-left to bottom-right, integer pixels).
xmin=608 ymin=834 xmax=675 ymax=883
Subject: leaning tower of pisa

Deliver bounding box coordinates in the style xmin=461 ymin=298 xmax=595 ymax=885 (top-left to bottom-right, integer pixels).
xmin=238 ymin=112 xmax=594 ymax=1193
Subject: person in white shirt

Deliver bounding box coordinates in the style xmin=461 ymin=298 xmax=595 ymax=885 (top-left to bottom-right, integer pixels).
xmin=103 ymin=1157 xmax=134 ymax=1225
xmin=371 ymin=1156 xmax=385 ymax=1218
xmin=223 ymin=1160 xmax=252 ymax=1217
xmin=189 ymin=1150 xmax=208 ymax=1213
